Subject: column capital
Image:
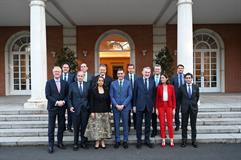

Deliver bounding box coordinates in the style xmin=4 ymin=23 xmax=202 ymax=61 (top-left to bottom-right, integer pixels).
xmin=177 ymin=0 xmax=193 ymax=6
xmin=29 ymin=0 xmax=47 ymax=7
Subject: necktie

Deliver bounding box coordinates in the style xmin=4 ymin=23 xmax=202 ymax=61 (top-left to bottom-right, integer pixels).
xmin=79 ymin=82 xmax=83 ymax=94
xmin=179 ymin=74 xmax=182 ymax=87
xmin=130 ymin=74 xmax=133 ymax=89
xmin=188 ymin=85 xmax=192 ymax=98
xmin=56 ymin=80 xmax=61 ymax=93
xmin=64 ymin=73 xmax=67 ymax=81
xmin=155 ymin=76 xmax=159 ymax=86
xmin=119 ymin=80 xmax=122 ymax=94
xmin=144 ymin=78 xmax=148 ymax=90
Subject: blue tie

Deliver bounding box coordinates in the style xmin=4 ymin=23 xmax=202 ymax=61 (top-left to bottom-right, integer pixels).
xmin=155 ymin=76 xmax=159 ymax=86
xmin=79 ymin=82 xmax=83 ymax=94
xmin=145 ymin=78 xmax=148 ymax=90
xmin=64 ymin=73 xmax=67 ymax=81
xmin=179 ymin=74 xmax=182 ymax=87
xmin=188 ymin=85 xmax=192 ymax=98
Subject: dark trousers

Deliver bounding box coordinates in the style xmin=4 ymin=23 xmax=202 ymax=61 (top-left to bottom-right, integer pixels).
xmin=175 ymin=99 xmax=181 ymax=127
xmin=72 ymin=109 xmax=89 ymax=145
xmin=151 ymin=112 xmax=157 ymax=134
xmin=128 ymin=111 xmax=136 ymax=129
xmin=181 ymin=107 xmax=197 ymax=142
xmin=136 ymin=107 xmax=152 ymax=144
xmin=48 ymin=108 xmax=65 ymax=147
xmin=65 ymin=108 xmax=72 ymax=129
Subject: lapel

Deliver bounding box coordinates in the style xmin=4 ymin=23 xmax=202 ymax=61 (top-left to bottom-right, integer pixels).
xmin=140 ymin=77 xmax=147 ymax=92
xmin=60 ymin=80 xmax=65 ymax=95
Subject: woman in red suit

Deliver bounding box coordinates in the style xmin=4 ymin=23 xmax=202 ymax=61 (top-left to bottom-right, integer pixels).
xmin=156 ymin=74 xmax=176 ymax=147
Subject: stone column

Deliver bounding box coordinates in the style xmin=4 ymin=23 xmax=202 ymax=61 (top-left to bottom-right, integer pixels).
xmin=177 ymin=0 xmax=193 ymax=74
xmin=24 ymin=0 xmax=47 ymax=109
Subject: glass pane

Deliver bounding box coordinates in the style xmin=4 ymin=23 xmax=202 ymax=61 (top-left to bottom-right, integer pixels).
xmin=21 ymin=85 xmax=26 ymax=90
xmin=211 ymin=57 xmax=216 ymax=63
xmin=195 ymin=52 xmax=201 ymax=57
xmin=196 ymin=42 xmax=209 ymax=49
xmin=196 ymin=75 xmax=201 ymax=81
xmin=211 ymin=82 xmax=217 ymax=87
xmin=195 ymin=64 xmax=201 ymax=70
xmin=13 ymin=55 xmax=19 ymax=60
xmin=211 ymin=70 xmax=216 ymax=75
xmin=211 ymin=64 xmax=216 ymax=69
xmin=204 ymin=64 xmax=210 ymax=69
xmin=203 ymin=75 xmax=210 ymax=81
xmin=207 ymin=37 xmax=215 ymax=45
xmin=203 ymin=70 xmax=210 ymax=76
xmin=204 ymin=82 xmax=210 ymax=87
xmin=211 ymin=42 xmax=218 ymax=49
xmin=204 ymin=52 xmax=210 ymax=58
xmin=196 ymin=82 xmax=201 ymax=87
xmin=204 ymin=58 xmax=210 ymax=63
xmin=196 ymin=70 xmax=201 ymax=76
xmin=211 ymin=52 xmax=216 ymax=57
xmin=211 ymin=76 xmax=217 ymax=81
xmin=14 ymin=85 xmax=19 ymax=90
xmin=195 ymin=57 xmax=201 ymax=63
xmin=14 ymin=79 xmax=19 ymax=84
xmin=14 ymin=67 xmax=19 ymax=72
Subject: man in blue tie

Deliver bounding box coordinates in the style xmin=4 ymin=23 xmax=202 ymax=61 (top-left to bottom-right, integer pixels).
xmin=150 ymin=64 xmax=162 ymax=137
xmin=68 ymin=71 xmax=90 ymax=150
xmin=133 ymin=67 xmax=156 ymax=149
xmin=62 ymin=63 xmax=75 ymax=132
xmin=180 ymin=73 xmax=199 ymax=148
xmin=171 ymin=64 xmax=185 ymax=131
xmin=110 ymin=68 xmax=132 ymax=149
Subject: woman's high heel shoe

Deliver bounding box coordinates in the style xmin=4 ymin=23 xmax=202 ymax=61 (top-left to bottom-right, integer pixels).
xmin=161 ymin=141 xmax=166 ymax=148
xmin=170 ymin=142 xmax=175 ymax=148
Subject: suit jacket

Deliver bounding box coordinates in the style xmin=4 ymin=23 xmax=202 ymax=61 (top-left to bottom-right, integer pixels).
xmin=62 ymin=72 xmax=75 ymax=85
xmin=170 ymin=74 xmax=184 ymax=100
xmin=124 ymin=73 xmax=138 ymax=90
xmin=156 ymin=84 xmax=176 ymax=109
xmin=68 ymin=81 xmax=90 ymax=115
xmin=85 ymin=72 xmax=94 ymax=84
xmin=109 ymin=79 xmax=132 ymax=110
xmin=180 ymin=84 xmax=199 ymax=113
xmin=92 ymin=75 xmax=113 ymax=89
xmin=45 ymin=79 xmax=69 ymax=110
xmin=133 ymin=77 xmax=156 ymax=112
xmin=151 ymin=75 xmax=162 ymax=88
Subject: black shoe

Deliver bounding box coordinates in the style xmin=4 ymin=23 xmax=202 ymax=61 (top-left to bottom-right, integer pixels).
xmin=57 ymin=144 xmax=66 ymax=149
xmin=67 ymin=128 xmax=73 ymax=132
xmin=100 ymin=144 xmax=106 ymax=149
xmin=192 ymin=142 xmax=198 ymax=148
xmin=48 ymin=146 xmax=54 ymax=154
xmin=181 ymin=141 xmax=186 ymax=148
xmin=136 ymin=143 xmax=141 ymax=149
xmin=151 ymin=132 xmax=157 ymax=137
xmin=73 ymin=144 xmax=79 ymax=151
xmin=114 ymin=142 xmax=120 ymax=149
xmin=145 ymin=142 xmax=153 ymax=148
xmin=175 ymin=126 xmax=180 ymax=131
xmin=123 ymin=142 xmax=128 ymax=149
xmin=94 ymin=144 xmax=100 ymax=149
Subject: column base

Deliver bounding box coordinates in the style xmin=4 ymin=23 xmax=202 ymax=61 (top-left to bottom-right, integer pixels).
xmin=24 ymin=98 xmax=47 ymax=109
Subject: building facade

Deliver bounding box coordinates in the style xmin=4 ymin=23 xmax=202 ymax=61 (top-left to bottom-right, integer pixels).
xmin=0 ymin=0 xmax=240 ymax=108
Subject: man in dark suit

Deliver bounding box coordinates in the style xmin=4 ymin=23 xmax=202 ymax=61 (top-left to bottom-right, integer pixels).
xmin=150 ymin=64 xmax=162 ymax=137
xmin=171 ymin=64 xmax=185 ymax=131
xmin=180 ymin=73 xmax=199 ymax=148
xmin=45 ymin=66 xmax=69 ymax=153
xmin=92 ymin=64 xmax=113 ymax=89
xmin=133 ymin=67 xmax=156 ymax=149
xmin=68 ymin=71 xmax=90 ymax=151
xmin=110 ymin=68 xmax=132 ymax=149
xmin=62 ymin=63 xmax=75 ymax=132
xmin=80 ymin=63 xmax=94 ymax=85
xmin=124 ymin=64 xmax=138 ymax=130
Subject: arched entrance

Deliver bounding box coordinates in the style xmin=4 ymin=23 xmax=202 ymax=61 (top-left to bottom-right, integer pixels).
xmin=5 ymin=31 xmax=31 ymax=95
xmin=95 ymin=30 xmax=135 ymax=79
xmin=193 ymin=29 xmax=225 ymax=92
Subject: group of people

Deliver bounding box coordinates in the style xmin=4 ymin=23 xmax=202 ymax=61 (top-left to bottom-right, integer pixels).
xmin=45 ymin=63 xmax=199 ymax=154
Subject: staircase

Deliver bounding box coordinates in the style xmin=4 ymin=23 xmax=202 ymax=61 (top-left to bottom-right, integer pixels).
xmin=0 ymin=94 xmax=241 ymax=146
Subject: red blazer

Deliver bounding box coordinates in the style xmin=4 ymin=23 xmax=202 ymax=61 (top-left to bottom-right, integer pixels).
xmin=156 ymin=84 xmax=176 ymax=109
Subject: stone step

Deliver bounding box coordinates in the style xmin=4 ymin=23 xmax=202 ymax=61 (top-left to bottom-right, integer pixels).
xmin=1 ymin=112 xmax=241 ymax=121
xmin=0 ymin=133 xmax=240 ymax=146
xmin=1 ymin=105 xmax=241 ymax=115
xmin=0 ymin=125 xmax=240 ymax=137
xmin=1 ymin=118 xmax=241 ymax=129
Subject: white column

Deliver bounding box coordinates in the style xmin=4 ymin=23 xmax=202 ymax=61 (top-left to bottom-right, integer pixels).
xmin=177 ymin=0 xmax=193 ymax=74
xmin=24 ymin=0 xmax=47 ymax=109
